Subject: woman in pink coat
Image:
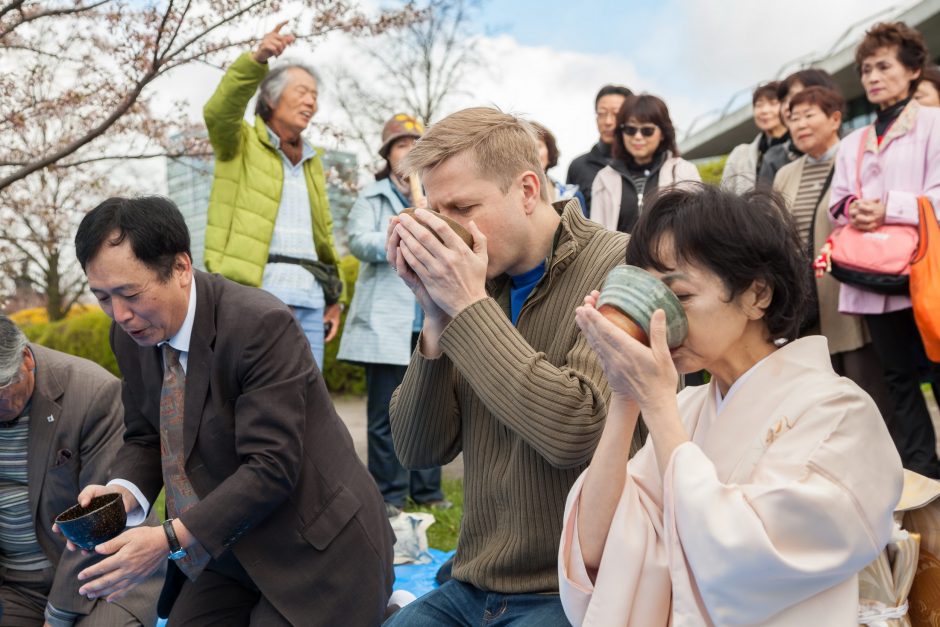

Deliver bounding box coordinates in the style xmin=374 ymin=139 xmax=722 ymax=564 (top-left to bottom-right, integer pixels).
xmin=559 ymin=185 xmax=902 ymax=626
xmin=829 ymin=21 xmax=940 ymax=478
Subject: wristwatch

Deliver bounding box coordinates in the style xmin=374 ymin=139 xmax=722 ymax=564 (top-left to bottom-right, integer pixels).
xmin=162 ymin=519 xmax=188 ymax=560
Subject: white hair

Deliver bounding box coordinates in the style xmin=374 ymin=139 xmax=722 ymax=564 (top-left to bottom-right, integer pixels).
xmin=254 ymin=59 xmax=321 ymax=122
xmin=0 ymin=316 xmax=28 ymax=386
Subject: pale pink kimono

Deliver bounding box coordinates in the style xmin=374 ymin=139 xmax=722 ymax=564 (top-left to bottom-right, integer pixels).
xmin=559 ymin=336 xmax=903 ymax=626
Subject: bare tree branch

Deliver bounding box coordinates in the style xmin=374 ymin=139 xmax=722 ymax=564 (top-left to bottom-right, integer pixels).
xmin=0 ymin=0 xmax=111 ymax=40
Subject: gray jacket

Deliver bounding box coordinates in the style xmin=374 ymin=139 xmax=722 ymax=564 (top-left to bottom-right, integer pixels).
xmin=338 ymin=178 xmax=418 ymax=366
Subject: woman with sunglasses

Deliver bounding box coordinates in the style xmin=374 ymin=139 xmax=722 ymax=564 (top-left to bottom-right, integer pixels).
xmin=590 ymin=94 xmax=700 ymax=233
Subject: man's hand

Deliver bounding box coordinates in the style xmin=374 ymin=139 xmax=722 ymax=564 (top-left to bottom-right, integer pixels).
xmin=323 ymin=303 xmax=341 ymax=342
xmin=386 ymin=214 xmax=451 ymax=327
xmin=76 ymin=526 xmax=168 ymax=602
xmin=53 ymin=485 xmax=138 ymax=553
xmin=393 ymin=209 xmax=488 ymax=318
xmin=253 ymin=21 xmax=295 ymax=64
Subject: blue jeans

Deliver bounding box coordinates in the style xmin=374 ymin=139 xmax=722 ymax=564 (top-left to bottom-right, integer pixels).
xmin=290 ymin=306 xmax=324 ymax=370
xmin=383 ymin=579 xmax=571 ymax=626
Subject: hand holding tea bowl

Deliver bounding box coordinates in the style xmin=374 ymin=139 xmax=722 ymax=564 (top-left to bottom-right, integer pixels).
xmin=53 ymin=493 xmax=126 ymax=551
xmin=52 ymin=484 xmax=137 ymax=552
xmin=595 ymin=265 xmax=689 ymax=349
xmin=386 ymin=207 xmax=488 ymax=320
xmin=399 ymin=207 xmax=475 ymax=248
xmin=574 ymin=265 xmax=688 ymax=409
xmin=59 ymin=484 xmax=190 ymax=601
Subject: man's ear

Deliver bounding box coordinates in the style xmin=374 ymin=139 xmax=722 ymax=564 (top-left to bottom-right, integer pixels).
xmin=519 ymin=170 xmax=541 ymax=215
xmin=174 ymin=253 xmax=193 ymax=285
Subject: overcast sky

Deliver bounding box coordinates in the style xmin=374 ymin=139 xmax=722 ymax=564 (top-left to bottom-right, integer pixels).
xmin=143 ymin=0 xmax=918 ymax=191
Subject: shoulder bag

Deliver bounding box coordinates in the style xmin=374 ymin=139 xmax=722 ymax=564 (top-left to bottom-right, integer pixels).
xmin=818 ymin=127 xmax=919 ymax=295
xmin=911 ymin=196 xmax=940 ymax=361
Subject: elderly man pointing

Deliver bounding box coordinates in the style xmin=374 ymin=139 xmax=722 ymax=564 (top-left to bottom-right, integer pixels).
xmin=202 ymin=22 xmax=342 ymax=369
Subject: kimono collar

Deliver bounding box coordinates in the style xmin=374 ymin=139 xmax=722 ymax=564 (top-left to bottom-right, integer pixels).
xmin=714 ymin=352 xmax=772 ymax=415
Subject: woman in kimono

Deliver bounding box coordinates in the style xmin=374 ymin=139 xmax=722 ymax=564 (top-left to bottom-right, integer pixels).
xmin=558 ymin=184 xmax=903 ymax=626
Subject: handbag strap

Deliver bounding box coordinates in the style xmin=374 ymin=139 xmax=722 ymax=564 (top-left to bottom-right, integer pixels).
xmin=855 ymin=126 xmax=871 ymax=199
xmin=807 ymin=166 xmax=835 ymax=254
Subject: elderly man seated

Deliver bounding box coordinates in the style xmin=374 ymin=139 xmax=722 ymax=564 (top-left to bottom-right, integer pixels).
xmin=0 ymin=315 xmax=163 ymax=626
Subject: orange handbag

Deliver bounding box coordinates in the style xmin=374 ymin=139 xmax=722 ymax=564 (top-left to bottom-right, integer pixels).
xmin=911 ymin=196 xmax=940 ymax=362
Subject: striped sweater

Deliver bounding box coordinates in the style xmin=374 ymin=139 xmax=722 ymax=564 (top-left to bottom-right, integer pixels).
xmin=390 ymin=200 xmax=633 ymax=593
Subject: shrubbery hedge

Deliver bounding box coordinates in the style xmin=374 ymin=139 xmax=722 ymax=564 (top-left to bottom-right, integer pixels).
xmin=15 ymin=256 xmax=367 ymax=395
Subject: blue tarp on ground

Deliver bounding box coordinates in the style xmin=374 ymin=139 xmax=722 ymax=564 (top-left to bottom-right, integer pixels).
xmin=393 ymin=548 xmax=454 ymax=598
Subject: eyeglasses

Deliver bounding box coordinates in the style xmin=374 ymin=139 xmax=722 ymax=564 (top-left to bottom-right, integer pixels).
xmin=620 ymin=124 xmax=658 ymax=137
xmin=595 ymin=109 xmax=619 ymax=121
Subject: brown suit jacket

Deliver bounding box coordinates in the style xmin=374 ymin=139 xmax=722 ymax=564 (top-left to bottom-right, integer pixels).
xmin=109 ymin=270 xmax=394 ymax=626
xmin=28 ymin=344 xmax=163 ymax=624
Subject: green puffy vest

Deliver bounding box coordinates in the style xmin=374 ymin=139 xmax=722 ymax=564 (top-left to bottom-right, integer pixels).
xmin=202 ymin=52 xmax=339 ymax=287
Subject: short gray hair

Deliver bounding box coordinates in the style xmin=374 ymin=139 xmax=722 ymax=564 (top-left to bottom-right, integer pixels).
xmin=254 ymin=60 xmax=320 ymax=122
xmin=0 ymin=316 xmax=28 ymax=386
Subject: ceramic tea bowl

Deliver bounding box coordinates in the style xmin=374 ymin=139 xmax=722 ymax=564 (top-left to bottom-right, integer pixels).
xmin=54 ymin=493 xmax=126 ymax=550
xmin=400 ymin=208 xmax=474 ymax=248
xmin=596 ymin=265 xmax=689 ymax=349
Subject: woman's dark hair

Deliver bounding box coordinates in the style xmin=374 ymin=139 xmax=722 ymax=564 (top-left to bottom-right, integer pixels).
xmin=612 ymin=94 xmax=679 ymax=164
xmin=531 ymin=121 xmax=560 ymax=171
xmin=752 ymin=81 xmax=780 ymax=105
xmin=75 ymin=196 xmax=192 ymax=281
xmin=788 ymin=86 xmax=845 ymax=117
xmin=920 ymin=65 xmax=940 ymax=95
xmin=776 ymin=69 xmax=839 ymax=101
xmin=855 ymin=22 xmax=928 ymax=89
xmin=375 ymin=161 xmax=392 ymax=181
xmin=625 ymin=184 xmax=810 ymax=341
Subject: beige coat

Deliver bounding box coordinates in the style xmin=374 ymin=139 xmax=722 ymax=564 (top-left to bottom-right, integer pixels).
xmin=590 ymin=157 xmax=702 ymax=231
xmin=559 ymin=336 xmax=902 ymax=626
xmin=774 ymin=156 xmax=869 ymax=355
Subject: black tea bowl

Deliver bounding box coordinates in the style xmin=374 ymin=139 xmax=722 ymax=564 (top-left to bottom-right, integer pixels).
xmin=54 ymin=493 xmax=126 ymax=550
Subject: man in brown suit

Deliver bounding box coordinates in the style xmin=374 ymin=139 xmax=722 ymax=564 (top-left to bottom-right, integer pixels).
xmin=66 ymin=196 xmax=394 ymax=626
xmin=0 ymin=316 xmax=163 ymax=626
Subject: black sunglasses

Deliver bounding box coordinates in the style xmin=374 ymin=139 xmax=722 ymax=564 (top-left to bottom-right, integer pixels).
xmin=619 ymin=124 xmax=658 ymax=137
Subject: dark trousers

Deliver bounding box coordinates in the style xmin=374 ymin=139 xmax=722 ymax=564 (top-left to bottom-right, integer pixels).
xmin=365 ymin=336 xmax=443 ymax=507
xmin=865 ymin=308 xmax=940 ymax=478
xmin=0 ymin=565 xmax=139 ymax=626
xmin=164 ymin=562 xmax=289 ymax=627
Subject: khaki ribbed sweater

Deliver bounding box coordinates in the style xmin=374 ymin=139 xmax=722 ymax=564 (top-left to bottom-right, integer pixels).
xmin=390 ymin=200 xmax=631 ymax=593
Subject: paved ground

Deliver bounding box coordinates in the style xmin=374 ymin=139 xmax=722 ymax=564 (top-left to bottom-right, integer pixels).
xmin=332 ymin=394 xmax=464 ymax=480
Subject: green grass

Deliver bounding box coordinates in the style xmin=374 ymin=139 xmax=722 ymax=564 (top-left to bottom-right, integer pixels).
xmin=404 ymin=478 xmax=464 ymax=552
